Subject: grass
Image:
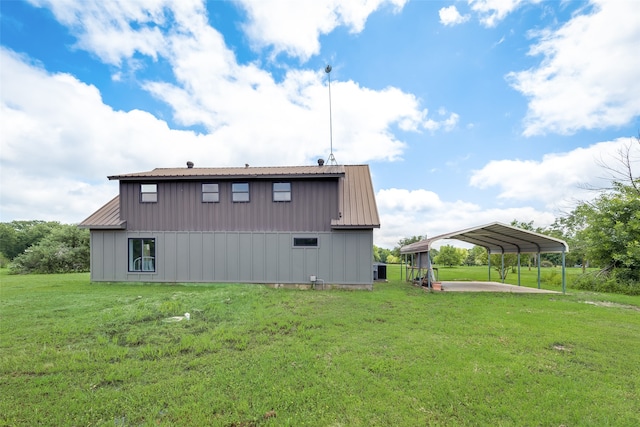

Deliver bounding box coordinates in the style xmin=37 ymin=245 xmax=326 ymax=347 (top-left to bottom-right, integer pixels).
xmin=426 ymin=263 xmax=588 ymax=291
xmin=1 ymin=267 xmax=639 ymax=426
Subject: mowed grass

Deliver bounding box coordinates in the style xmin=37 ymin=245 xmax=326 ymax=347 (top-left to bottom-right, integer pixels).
xmin=430 ymin=263 xmax=588 ymax=290
xmin=1 ymin=267 xmax=639 ymax=426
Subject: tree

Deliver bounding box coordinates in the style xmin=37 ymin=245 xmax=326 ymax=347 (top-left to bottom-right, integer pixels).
xmin=510 ymin=219 xmax=537 ymax=269
xmin=490 ymin=253 xmax=519 ymax=280
xmin=434 ymin=245 xmax=465 ymax=267
xmin=468 ymin=245 xmax=487 ymax=265
xmin=9 ymin=225 xmax=90 ymax=274
xmin=373 ymin=245 xmax=392 ymax=263
xmin=575 ymin=185 xmax=640 ymax=281
xmin=386 ymin=254 xmax=400 ymax=264
xmin=0 ymin=220 xmax=61 ymax=260
xmin=391 ymin=235 xmax=425 ymax=258
xmin=547 ymin=210 xmax=589 ymax=270
xmin=557 ymin=133 xmax=640 ymax=291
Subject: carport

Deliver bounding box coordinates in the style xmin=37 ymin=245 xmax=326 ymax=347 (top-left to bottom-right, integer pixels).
xmin=400 ymin=222 xmax=569 ymax=293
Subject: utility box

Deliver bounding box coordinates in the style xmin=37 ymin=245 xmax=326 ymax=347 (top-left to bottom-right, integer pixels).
xmin=373 ymin=263 xmax=387 ymax=281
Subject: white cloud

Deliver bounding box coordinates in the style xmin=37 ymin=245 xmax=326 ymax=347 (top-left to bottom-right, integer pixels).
xmin=374 ymin=187 xmax=556 ymax=248
xmin=469 ymin=0 xmax=528 ymax=27
xmin=439 ymin=5 xmax=470 ymax=26
xmin=0 ymin=48 xmax=223 ymax=222
xmin=469 ymin=137 xmax=640 ymax=208
xmin=1 ymin=0 xmax=453 ymax=223
xmin=236 ymin=0 xmax=408 ymax=61
xmin=28 ymin=0 xmax=179 ymax=66
xmin=423 ymin=112 xmax=460 ymax=132
xmin=19 ymin=0 xmax=444 ymax=167
xmin=507 ymin=0 xmax=640 ymax=136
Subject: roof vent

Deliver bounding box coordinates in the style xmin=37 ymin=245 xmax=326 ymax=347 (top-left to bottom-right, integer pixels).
xmin=318 ymin=159 xmax=325 ymax=166
xmin=245 ymin=163 xmax=249 ymax=168
xmin=186 ymin=161 xmax=194 ymax=169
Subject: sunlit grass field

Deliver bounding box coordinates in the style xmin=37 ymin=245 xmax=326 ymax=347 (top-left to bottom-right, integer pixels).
xmin=419 ymin=263 xmax=589 ymax=291
xmin=1 ymin=267 xmax=639 ymax=426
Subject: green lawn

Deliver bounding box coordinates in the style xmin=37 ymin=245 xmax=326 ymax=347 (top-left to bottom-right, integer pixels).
xmin=416 ymin=263 xmax=588 ymax=291
xmin=1 ymin=268 xmax=639 ymax=426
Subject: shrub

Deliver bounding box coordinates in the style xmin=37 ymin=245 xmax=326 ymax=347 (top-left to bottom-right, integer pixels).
xmin=572 ymin=271 xmax=640 ymax=296
xmin=542 ymin=270 xmax=561 ymax=286
xmin=9 ymin=225 xmax=89 ymax=274
xmin=540 ymin=260 xmax=554 ymax=268
xmin=0 ymin=252 xmax=9 ymax=268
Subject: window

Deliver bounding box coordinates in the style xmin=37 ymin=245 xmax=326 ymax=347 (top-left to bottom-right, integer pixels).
xmin=129 ymin=238 xmax=155 ymax=272
xmin=293 ymin=237 xmax=318 ymax=247
xmin=202 ymin=183 xmax=219 ymax=202
xmin=140 ymin=184 xmax=157 ymax=203
xmin=273 ymin=182 xmax=291 ymax=202
xmin=232 ymin=182 xmax=249 ymax=202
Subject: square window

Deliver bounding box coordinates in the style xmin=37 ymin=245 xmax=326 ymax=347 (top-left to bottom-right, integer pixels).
xmin=232 ymin=182 xmax=249 ymax=202
xmin=202 ymin=183 xmax=219 ymax=203
xmin=273 ymin=182 xmax=291 ymax=202
xmin=140 ymin=184 xmax=157 ymax=203
xmin=129 ymin=238 xmax=155 ymax=272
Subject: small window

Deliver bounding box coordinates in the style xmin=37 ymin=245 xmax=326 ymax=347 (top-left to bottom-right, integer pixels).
xmin=129 ymin=238 xmax=155 ymax=272
xmin=293 ymin=237 xmax=318 ymax=247
xmin=202 ymin=183 xmax=219 ymax=203
xmin=273 ymin=182 xmax=291 ymax=202
xmin=140 ymin=184 xmax=157 ymax=203
xmin=232 ymin=182 xmax=249 ymax=202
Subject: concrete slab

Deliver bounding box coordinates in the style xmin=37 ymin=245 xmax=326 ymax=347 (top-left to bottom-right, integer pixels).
xmin=438 ymin=281 xmax=559 ymax=293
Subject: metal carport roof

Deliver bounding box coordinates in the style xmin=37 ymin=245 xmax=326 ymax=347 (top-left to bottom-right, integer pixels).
xmin=400 ymin=222 xmax=568 ymax=255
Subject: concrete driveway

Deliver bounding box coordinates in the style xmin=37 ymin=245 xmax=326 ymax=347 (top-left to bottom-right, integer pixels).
xmin=438 ymin=281 xmax=560 ymax=293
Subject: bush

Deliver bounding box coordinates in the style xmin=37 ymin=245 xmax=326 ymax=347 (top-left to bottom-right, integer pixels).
xmin=0 ymin=252 xmax=9 ymax=268
xmin=9 ymin=225 xmax=89 ymax=274
xmin=542 ymin=270 xmax=561 ymax=286
xmin=572 ymin=272 xmax=640 ymax=296
xmin=540 ymin=260 xmax=554 ymax=268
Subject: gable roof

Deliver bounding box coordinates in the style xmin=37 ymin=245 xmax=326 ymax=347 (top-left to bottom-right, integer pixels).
xmin=400 ymin=222 xmax=568 ymax=254
xmin=333 ymin=165 xmax=380 ymax=229
xmin=80 ymin=164 xmax=380 ymax=229
xmin=108 ymin=165 xmax=346 ymax=181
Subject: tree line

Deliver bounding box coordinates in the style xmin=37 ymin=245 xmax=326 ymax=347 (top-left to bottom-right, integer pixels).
xmin=0 ymin=221 xmax=89 ymax=274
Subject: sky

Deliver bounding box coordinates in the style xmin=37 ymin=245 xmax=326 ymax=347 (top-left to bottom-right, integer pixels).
xmin=1 ymin=0 xmax=639 ymax=249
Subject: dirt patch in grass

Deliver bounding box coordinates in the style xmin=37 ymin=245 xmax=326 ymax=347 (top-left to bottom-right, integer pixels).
xmin=582 ymin=301 xmax=640 ymax=311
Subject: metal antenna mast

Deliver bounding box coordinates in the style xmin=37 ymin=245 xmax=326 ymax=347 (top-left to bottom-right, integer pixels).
xmin=325 ymin=64 xmax=337 ymax=165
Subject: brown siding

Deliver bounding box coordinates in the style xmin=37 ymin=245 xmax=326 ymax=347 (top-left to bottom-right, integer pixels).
xmin=120 ymin=179 xmax=339 ymax=232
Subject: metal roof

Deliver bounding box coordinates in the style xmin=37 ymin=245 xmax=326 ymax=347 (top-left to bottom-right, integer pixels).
xmin=108 ymin=165 xmax=345 ymax=181
xmin=332 ymin=165 xmax=380 ymax=229
xmin=400 ymin=222 xmax=568 ymax=254
xmin=78 ymin=196 xmax=126 ymax=229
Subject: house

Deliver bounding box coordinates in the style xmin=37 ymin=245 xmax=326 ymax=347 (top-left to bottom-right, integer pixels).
xmin=79 ymin=161 xmax=380 ymax=289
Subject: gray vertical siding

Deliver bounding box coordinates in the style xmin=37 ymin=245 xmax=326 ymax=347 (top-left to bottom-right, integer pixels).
xmin=90 ymin=229 xmax=373 ymax=285
xmin=120 ymin=179 xmax=340 ymax=232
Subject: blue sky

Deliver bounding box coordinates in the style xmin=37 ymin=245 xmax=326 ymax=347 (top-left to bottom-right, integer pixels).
xmin=1 ymin=0 xmax=639 ymax=249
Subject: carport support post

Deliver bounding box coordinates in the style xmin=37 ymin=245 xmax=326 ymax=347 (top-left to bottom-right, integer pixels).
xmin=488 ymin=252 xmax=491 ymax=281
xmin=517 ymin=253 xmax=521 ymax=286
xmin=427 ymin=250 xmax=433 ymax=289
xmin=537 ymin=252 xmax=541 ymax=289
xmin=562 ymin=251 xmax=566 ymax=294
xmin=501 ymin=253 xmax=505 ymax=283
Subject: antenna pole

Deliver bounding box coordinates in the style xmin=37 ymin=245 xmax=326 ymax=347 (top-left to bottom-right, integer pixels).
xmin=325 ymin=65 xmax=337 ymax=165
